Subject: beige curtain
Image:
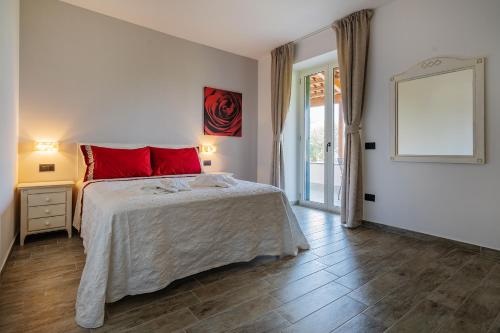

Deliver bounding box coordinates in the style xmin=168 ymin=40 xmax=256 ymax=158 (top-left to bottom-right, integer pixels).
xmin=271 ymin=43 xmax=294 ymax=189
xmin=333 ymin=9 xmax=373 ymax=228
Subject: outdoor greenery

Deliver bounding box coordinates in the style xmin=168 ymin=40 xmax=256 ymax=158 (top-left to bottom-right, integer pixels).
xmin=309 ymin=127 xmax=324 ymax=162
xmin=309 ymin=124 xmax=339 ymax=163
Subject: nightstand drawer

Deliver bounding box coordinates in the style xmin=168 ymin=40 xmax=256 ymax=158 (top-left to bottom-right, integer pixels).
xmin=28 ymin=192 xmax=66 ymax=206
xmin=28 ymin=215 xmax=66 ymax=232
xmin=28 ymin=204 xmax=66 ymax=219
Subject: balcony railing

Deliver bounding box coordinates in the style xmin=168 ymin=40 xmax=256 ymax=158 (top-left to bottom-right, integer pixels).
xmin=308 ymin=161 xmax=343 ymax=206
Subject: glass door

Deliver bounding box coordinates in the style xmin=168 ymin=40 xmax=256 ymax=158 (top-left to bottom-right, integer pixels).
xmin=300 ymin=64 xmax=344 ymax=211
xmin=304 ymin=70 xmax=326 ymax=204
xmin=333 ymin=67 xmax=344 ymax=208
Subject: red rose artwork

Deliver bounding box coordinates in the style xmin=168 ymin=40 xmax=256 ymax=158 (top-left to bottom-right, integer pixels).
xmin=204 ymin=87 xmax=242 ymax=137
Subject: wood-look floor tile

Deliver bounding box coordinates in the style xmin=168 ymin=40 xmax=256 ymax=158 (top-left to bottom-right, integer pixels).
xmin=303 ymin=225 xmax=328 ymax=236
xmin=264 ymin=260 xmax=328 ymax=287
xmin=386 ymin=299 xmax=454 ymax=332
xmin=312 ymin=239 xmax=355 ymax=257
xmin=282 ymin=296 xmax=367 ymax=333
xmin=306 ymin=226 xmax=344 ymax=241
xmin=185 ymin=295 xmax=281 ymax=333
xmin=335 ymin=264 xmax=385 ymax=290
xmin=0 ymin=312 xmax=25 ymax=330
xmin=481 ymin=247 xmax=500 ymax=261
xmin=436 ymin=265 xmax=500 ymax=332
xmin=487 ymin=312 xmax=500 ymax=333
xmin=270 ymin=270 xmax=338 ymax=303
xmin=427 ymin=256 xmax=495 ymax=310
xmin=8 ymin=249 xmax=32 ymax=260
xmin=335 ymin=243 xmax=421 ymax=290
xmin=98 ymin=291 xmax=199 ymax=331
xmin=348 ymin=267 xmax=413 ymax=306
xmin=227 ymin=311 xmax=290 ymax=333
xmin=189 ymin=279 xmax=273 ymax=320
xmin=308 ymin=233 xmax=347 ymax=249
xmin=326 ymin=257 xmax=366 ymax=277
xmin=25 ymin=316 xmax=89 ymax=333
xmin=277 ymin=281 xmax=350 ymax=323
xmin=332 ymin=313 xmax=387 ymax=333
xmin=262 ymin=251 xmax=319 ymax=275
xmin=317 ymin=248 xmax=355 ymax=266
xmin=1 ymin=325 xmax=27 ymax=333
xmin=346 ymin=228 xmax=383 ymax=244
xmin=122 ymin=307 xmax=198 ymax=333
xmin=364 ymin=249 xmax=475 ymax=327
xmin=193 ymin=268 xmax=267 ymax=301
xmin=0 ymin=299 xmax=23 ymax=315
xmin=1 ymin=263 xmax=77 ymax=284
xmin=348 ymin=242 xmax=458 ymax=306
xmin=194 ymin=260 xmax=268 ymax=285
xmin=482 ymin=263 xmax=500 ymax=288
xmin=106 ymin=277 xmax=202 ymax=317
xmin=320 ymin=247 xmax=374 ymax=269
xmin=318 ymin=235 xmax=400 ymax=269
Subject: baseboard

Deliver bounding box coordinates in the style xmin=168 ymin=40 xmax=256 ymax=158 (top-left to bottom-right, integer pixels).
xmin=295 ymin=202 xmax=341 ymax=214
xmin=0 ymin=231 xmax=18 ymax=276
xmin=363 ymin=220 xmax=500 ymax=261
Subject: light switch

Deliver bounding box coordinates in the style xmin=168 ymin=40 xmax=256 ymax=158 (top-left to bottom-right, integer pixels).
xmin=39 ymin=164 xmax=55 ymax=172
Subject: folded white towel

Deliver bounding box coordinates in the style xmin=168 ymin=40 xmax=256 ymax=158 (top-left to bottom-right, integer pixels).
xmin=190 ymin=174 xmax=238 ymax=188
xmin=141 ymin=178 xmax=191 ymax=194
xmin=160 ymin=178 xmax=191 ymax=192
xmin=140 ymin=185 xmax=176 ymax=194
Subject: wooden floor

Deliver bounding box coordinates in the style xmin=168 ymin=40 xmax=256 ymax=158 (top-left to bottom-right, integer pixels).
xmin=1 ymin=206 xmax=500 ymax=333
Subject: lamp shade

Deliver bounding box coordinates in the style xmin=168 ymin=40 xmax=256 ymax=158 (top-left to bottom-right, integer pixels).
xmin=200 ymin=144 xmax=216 ymax=154
xmin=34 ymin=141 xmax=59 ymax=152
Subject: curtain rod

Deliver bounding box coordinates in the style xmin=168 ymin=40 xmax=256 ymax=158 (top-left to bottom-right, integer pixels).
xmin=293 ymin=24 xmax=332 ymax=44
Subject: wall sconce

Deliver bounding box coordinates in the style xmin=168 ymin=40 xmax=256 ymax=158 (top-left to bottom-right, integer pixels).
xmin=34 ymin=141 xmax=59 ymax=152
xmin=200 ymin=144 xmax=216 ymax=154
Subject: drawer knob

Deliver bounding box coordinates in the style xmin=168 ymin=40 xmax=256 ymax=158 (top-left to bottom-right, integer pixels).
xmin=45 ymin=209 xmax=50 ymax=214
xmin=44 ymin=221 xmax=50 ymax=226
xmin=45 ymin=197 xmax=51 ymax=202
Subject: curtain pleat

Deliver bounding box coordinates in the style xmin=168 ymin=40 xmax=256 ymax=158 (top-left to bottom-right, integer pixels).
xmin=271 ymin=43 xmax=294 ymax=189
xmin=332 ymin=9 xmax=373 ymax=228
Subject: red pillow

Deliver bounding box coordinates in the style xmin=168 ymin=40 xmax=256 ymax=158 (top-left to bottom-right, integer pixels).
xmin=150 ymin=147 xmax=201 ymax=176
xmin=81 ymin=145 xmax=152 ymax=181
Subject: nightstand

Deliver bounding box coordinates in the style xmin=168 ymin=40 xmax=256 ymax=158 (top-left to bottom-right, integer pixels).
xmin=18 ymin=181 xmax=74 ymax=246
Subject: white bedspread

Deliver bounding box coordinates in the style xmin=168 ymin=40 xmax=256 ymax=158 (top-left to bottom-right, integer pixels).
xmin=74 ymin=177 xmax=309 ymax=328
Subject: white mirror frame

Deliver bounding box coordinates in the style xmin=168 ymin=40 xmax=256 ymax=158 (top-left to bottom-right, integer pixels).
xmin=390 ymin=56 xmax=485 ymax=164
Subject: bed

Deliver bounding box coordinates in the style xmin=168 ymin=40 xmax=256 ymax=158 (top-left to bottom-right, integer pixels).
xmin=72 ymin=144 xmax=309 ymax=328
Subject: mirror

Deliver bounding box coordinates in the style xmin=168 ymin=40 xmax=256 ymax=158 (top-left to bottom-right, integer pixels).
xmin=390 ymin=57 xmax=485 ymax=164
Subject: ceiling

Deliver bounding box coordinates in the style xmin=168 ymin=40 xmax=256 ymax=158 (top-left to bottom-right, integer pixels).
xmin=60 ymin=0 xmax=392 ymax=59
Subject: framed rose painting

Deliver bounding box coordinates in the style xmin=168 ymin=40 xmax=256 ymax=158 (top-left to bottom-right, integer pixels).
xmin=204 ymin=87 xmax=242 ymax=137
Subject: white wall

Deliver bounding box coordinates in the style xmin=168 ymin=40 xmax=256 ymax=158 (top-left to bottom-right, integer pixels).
xmin=0 ymin=0 xmax=19 ymax=272
xmin=295 ymin=29 xmax=336 ymax=65
xmin=364 ymin=0 xmax=500 ymax=250
xmin=19 ymin=0 xmax=258 ymax=182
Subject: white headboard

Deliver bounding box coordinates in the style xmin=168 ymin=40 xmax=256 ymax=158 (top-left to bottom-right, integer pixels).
xmin=76 ymin=143 xmax=198 ymax=181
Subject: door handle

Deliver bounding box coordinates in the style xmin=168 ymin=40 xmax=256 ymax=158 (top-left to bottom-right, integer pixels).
xmin=326 ymin=142 xmax=332 ymax=152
